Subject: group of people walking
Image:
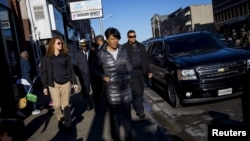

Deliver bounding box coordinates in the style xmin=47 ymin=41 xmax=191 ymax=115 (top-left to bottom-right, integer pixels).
xmin=225 ymin=28 xmax=250 ymax=47
xmin=20 ymin=27 xmax=152 ymax=141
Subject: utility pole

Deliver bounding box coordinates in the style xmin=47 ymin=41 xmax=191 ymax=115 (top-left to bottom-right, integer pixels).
xmin=99 ymin=14 xmax=112 ymax=36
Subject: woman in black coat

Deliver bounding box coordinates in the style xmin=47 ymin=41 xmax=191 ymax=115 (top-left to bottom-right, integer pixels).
xmin=40 ymin=37 xmax=78 ymax=129
xmin=92 ymin=27 xmax=133 ymax=141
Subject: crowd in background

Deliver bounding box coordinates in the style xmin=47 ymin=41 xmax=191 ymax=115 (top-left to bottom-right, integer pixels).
xmin=222 ymin=28 xmax=250 ymax=48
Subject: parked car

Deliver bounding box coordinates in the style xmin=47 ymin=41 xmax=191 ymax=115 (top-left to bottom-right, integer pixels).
xmin=146 ymin=31 xmax=250 ymax=108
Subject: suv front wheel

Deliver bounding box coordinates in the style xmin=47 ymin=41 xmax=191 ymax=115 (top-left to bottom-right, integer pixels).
xmin=167 ymin=78 xmax=182 ymax=108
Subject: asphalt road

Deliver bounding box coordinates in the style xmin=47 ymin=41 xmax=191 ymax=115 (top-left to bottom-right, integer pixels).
xmin=143 ymin=87 xmax=244 ymax=141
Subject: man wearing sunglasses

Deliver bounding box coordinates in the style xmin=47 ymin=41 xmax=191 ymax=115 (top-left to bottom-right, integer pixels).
xmin=123 ymin=30 xmax=152 ymax=119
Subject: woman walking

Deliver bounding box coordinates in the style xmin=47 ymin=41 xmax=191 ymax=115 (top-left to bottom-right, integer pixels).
xmin=40 ymin=37 xmax=78 ymax=129
xmin=93 ymin=27 xmax=134 ymax=141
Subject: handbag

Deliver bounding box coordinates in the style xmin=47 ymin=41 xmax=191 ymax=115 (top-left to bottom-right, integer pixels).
xmin=26 ymin=76 xmax=38 ymax=103
xmin=17 ymin=97 xmax=27 ymax=109
xmin=16 ymin=76 xmax=38 ymax=109
xmin=17 ymin=87 xmax=37 ymax=109
xmin=26 ymin=92 xmax=37 ymax=103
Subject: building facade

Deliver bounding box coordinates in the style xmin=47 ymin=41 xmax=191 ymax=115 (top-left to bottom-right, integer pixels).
xmin=151 ymin=13 xmax=168 ymax=37
xmin=21 ymin=0 xmax=92 ymax=61
xmin=212 ymin=0 xmax=250 ymax=38
xmin=151 ymin=4 xmax=214 ymax=37
xmin=0 ymin=0 xmax=24 ymax=117
xmin=0 ymin=0 xmax=93 ymax=117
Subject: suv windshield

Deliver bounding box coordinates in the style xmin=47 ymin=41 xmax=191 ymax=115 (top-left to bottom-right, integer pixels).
xmin=167 ymin=35 xmax=225 ymax=57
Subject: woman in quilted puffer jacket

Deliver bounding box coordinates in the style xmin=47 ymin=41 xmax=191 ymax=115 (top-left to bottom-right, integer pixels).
xmin=92 ymin=27 xmax=134 ymax=141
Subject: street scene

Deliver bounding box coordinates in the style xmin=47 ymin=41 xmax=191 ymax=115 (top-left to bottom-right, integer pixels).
xmin=0 ymin=0 xmax=250 ymax=141
xmin=1 ymin=87 xmax=244 ymax=141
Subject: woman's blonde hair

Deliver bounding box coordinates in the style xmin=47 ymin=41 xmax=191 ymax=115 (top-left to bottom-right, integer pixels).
xmin=46 ymin=37 xmax=68 ymax=57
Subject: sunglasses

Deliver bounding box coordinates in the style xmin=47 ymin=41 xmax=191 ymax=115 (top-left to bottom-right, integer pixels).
xmin=57 ymin=42 xmax=62 ymax=45
xmin=128 ymin=35 xmax=136 ymax=38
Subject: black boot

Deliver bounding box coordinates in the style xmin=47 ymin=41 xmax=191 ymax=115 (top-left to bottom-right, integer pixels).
xmin=58 ymin=117 xmax=64 ymax=130
xmin=87 ymin=95 xmax=94 ymax=111
xmin=64 ymin=106 xmax=71 ymax=128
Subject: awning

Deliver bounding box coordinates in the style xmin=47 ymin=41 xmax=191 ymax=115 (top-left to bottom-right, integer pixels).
xmin=225 ymin=16 xmax=248 ymax=25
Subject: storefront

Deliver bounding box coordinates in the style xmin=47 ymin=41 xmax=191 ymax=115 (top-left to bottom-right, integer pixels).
xmin=0 ymin=0 xmax=24 ymax=118
xmin=218 ymin=15 xmax=250 ymax=38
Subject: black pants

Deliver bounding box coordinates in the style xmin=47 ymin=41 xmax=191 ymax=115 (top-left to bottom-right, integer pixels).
xmin=91 ymin=76 xmax=106 ymax=111
xmin=80 ymin=74 xmax=93 ymax=109
xmin=130 ymin=70 xmax=145 ymax=116
xmin=109 ymin=102 xmax=132 ymax=141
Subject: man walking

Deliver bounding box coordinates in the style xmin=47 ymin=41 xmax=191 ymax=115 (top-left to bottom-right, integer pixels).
xmin=123 ymin=30 xmax=152 ymax=119
xmin=74 ymin=39 xmax=95 ymax=111
xmin=91 ymin=35 xmax=107 ymax=112
xmin=95 ymin=35 xmax=106 ymax=51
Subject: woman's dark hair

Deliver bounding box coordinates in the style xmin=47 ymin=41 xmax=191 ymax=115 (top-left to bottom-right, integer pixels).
xmin=104 ymin=27 xmax=121 ymax=40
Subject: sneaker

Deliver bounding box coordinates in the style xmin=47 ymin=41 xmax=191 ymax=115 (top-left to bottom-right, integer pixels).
xmin=136 ymin=113 xmax=145 ymax=119
xmin=32 ymin=109 xmax=41 ymax=115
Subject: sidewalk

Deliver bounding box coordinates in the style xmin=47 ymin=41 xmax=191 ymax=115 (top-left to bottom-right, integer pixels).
xmin=22 ymin=91 xmax=173 ymax=141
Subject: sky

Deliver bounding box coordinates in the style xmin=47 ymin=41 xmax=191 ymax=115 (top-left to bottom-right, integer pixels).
xmin=90 ymin=0 xmax=212 ymax=44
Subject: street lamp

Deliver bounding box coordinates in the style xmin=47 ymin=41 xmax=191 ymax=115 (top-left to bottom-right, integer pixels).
xmin=99 ymin=14 xmax=112 ymax=36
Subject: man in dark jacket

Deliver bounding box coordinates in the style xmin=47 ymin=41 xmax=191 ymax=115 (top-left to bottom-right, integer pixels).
xmin=20 ymin=50 xmax=33 ymax=92
xmin=123 ymin=30 xmax=152 ymax=119
xmin=74 ymin=39 xmax=96 ymax=111
xmin=95 ymin=34 xmax=106 ymax=51
xmin=91 ymin=35 xmax=107 ymax=112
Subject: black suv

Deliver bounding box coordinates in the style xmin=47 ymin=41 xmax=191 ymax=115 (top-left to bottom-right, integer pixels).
xmin=146 ymin=31 xmax=250 ymax=107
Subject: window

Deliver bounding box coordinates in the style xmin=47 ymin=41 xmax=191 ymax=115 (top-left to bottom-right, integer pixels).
xmin=151 ymin=41 xmax=164 ymax=58
xmin=168 ymin=35 xmax=223 ymax=56
xmin=34 ymin=6 xmax=45 ymax=20
xmin=168 ymin=39 xmax=191 ymax=55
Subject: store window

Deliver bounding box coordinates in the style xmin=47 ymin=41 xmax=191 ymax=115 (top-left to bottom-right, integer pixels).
xmin=0 ymin=7 xmax=19 ymax=81
xmin=0 ymin=4 xmax=20 ymax=116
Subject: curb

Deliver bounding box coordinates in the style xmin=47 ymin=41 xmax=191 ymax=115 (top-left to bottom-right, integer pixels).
xmin=144 ymin=87 xmax=200 ymax=141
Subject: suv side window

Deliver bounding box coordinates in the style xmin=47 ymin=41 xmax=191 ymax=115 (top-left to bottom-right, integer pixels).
xmin=147 ymin=40 xmax=165 ymax=66
xmin=167 ymin=39 xmax=190 ymax=55
xmin=151 ymin=41 xmax=164 ymax=58
xmin=146 ymin=42 xmax=153 ymax=56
